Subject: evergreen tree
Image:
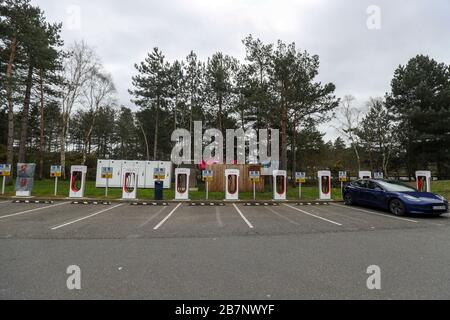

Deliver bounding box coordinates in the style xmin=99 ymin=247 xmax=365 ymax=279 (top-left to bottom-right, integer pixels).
xmin=386 ymin=55 xmax=450 ymax=178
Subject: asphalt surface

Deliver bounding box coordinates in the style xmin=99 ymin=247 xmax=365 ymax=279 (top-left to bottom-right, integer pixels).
xmin=1 ymin=199 xmax=450 ymax=299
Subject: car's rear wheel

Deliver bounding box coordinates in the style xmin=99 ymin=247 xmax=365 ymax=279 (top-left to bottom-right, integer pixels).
xmin=344 ymin=193 xmax=354 ymax=206
xmin=389 ymin=199 xmax=406 ymax=216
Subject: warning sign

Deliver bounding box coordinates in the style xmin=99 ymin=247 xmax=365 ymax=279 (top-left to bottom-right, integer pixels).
xmin=202 ymin=170 xmax=213 ymax=182
xmin=154 ymin=168 xmax=166 ymax=180
xmin=101 ymin=167 xmax=113 ymax=179
xmin=0 ymin=164 xmax=11 ymax=177
xmin=50 ymin=165 xmax=62 ymax=178
xmin=339 ymin=171 xmax=348 ymax=182
xmin=295 ymin=172 xmax=306 ymax=183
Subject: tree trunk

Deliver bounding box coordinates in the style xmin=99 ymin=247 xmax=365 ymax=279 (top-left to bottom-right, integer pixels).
xmin=82 ymin=111 xmax=99 ymax=165
xmin=18 ymin=64 xmax=34 ymax=163
xmin=189 ymin=95 xmax=193 ymax=136
xmin=352 ymin=142 xmax=361 ymax=173
xmin=6 ymin=35 xmax=17 ymax=184
xmin=174 ymin=94 xmax=178 ymax=131
xmin=60 ymin=115 xmax=68 ymax=179
xmin=153 ymin=98 xmax=160 ymax=160
xmin=218 ymin=95 xmax=223 ymax=133
xmin=39 ymin=69 xmax=45 ymax=179
xmin=280 ymin=106 xmax=288 ymax=171
xmin=291 ymin=129 xmax=297 ymax=186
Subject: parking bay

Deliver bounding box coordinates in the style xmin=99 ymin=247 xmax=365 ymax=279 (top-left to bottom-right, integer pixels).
xmin=1 ymin=200 xmax=450 ymax=299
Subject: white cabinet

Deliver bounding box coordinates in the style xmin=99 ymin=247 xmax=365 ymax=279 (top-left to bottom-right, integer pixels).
xmin=96 ymin=160 xmax=171 ymax=189
xmin=96 ymin=160 xmax=110 ymax=188
xmin=110 ymin=160 xmax=123 ymax=187
xmin=96 ymin=160 xmax=123 ymax=188
xmin=133 ymin=161 xmax=147 ymax=188
xmin=144 ymin=161 xmax=172 ymax=189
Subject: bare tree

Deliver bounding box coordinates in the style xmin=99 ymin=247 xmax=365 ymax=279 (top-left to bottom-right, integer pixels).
xmin=81 ymin=67 xmax=116 ymax=164
xmin=357 ymin=97 xmax=398 ymax=176
xmin=334 ymin=95 xmax=365 ymax=172
xmin=59 ymin=41 xmax=98 ymax=177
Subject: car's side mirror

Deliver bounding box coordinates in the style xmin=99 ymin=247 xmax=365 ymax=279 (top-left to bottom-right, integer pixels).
xmin=374 ymin=187 xmax=384 ymax=192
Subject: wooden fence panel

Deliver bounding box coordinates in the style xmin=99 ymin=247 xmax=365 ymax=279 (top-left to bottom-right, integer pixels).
xmin=207 ymin=164 xmax=265 ymax=192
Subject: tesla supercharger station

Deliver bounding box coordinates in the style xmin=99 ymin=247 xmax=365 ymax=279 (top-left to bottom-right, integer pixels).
xmin=15 ymin=163 xmax=36 ymax=197
xmin=416 ymin=171 xmax=432 ymax=192
xmin=318 ymin=171 xmax=332 ymax=200
xmin=175 ymin=168 xmax=190 ymax=200
xmin=225 ymin=169 xmax=240 ymax=201
xmin=273 ymin=170 xmax=287 ymax=201
xmin=69 ymin=166 xmax=87 ymax=198
xmin=359 ymin=171 xmax=372 ymax=180
xmin=122 ymin=167 xmax=138 ymax=200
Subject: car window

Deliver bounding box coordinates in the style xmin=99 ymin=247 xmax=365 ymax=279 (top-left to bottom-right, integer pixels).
xmin=351 ymin=181 xmax=360 ymax=187
xmin=352 ymin=180 xmax=368 ymax=188
xmin=376 ymin=180 xmax=417 ymax=192
xmin=361 ymin=180 xmax=370 ymax=189
xmin=367 ymin=181 xmax=379 ymax=190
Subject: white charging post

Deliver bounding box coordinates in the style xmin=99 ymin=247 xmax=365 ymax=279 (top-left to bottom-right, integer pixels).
xmin=339 ymin=171 xmax=347 ymax=198
xmin=225 ymin=169 xmax=240 ymax=201
xmin=122 ymin=167 xmax=138 ymax=200
xmin=416 ymin=171 xmax=432 ymax=192
xmin=318 ymin=171 xmax=332 ymax=201
xmin=202 ymin=170 xmax=213 ymax=200
xmin=273 ymin=170 xmax=287 ymax=201
xmin=295 ymin=172 xmax=306 ymax=200
xmin=50 ymin=165 xmax=62 ymax=196
xmin=249 ymin=168 xmax=261 ymax=200
xmin=69 ymin=166 xmax=87 ymax=199
xmin=0 ymin=164 xmax=11 ymax=195
xmin=175 ymin=168 xmax=191 ymax=201
xmin=101 ymin=167 xmax=113 ymax=197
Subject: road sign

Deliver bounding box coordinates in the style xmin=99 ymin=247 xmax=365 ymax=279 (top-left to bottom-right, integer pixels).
xmin=374 ymin=172 xmax=384 ymax=179
xmin=202 ymin=170 xmax=213 ymax=182
xmin=154 ymin=168 xmax=166 ymax=180
xmin=50 ymin=165 xmax=62 ymax=178
xmin=296 ymin=172 xmax=306 ymax=183
xmin=0 ymin=164 xmax=11 ymax=177
xmin=0 ymin=164 xmax=12 ymax=195
xmin=101 ymin=167 xmax=113 ymax=179
xmin=249 ymin=170 xmax=261 ymax=182
xmin=339 ymin=171 xmax=348 ymax=182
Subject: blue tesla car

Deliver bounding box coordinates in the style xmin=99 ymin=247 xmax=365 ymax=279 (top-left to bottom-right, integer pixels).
xmin=343 ymin=179 xmax=449 ymax=216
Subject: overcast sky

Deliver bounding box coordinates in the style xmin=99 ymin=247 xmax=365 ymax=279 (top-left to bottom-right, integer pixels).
xmin=34 ymin=0 xmax=450 ymax=141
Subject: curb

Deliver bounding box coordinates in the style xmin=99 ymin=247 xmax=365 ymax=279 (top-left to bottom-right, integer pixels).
xmin=71 ymin=201 xmax=112 ymax=205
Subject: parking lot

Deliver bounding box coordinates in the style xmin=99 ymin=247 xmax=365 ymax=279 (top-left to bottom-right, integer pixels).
xmin=1 ymin=200 xmax=450 ymax=299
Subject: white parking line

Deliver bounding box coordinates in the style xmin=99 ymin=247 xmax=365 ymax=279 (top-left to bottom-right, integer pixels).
xmin=138 ymin=206 xmax=167 ymax=229
xmin=331 ymin=203 xmax=418 ymax=223
xmin=153 ymin=203 xmax=182 ymax=230
xmin=233 ymin=204 xmax=254 ymax=229
xmin=284 ymin=204 xmax=343 ymax=226
xmin=51 ymin=204 xmax=124 ymax=230
xmin=0 ymin=202 xmax=70 ymax=219
xmin=0 ymin=200 xmax=12 ymax=204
